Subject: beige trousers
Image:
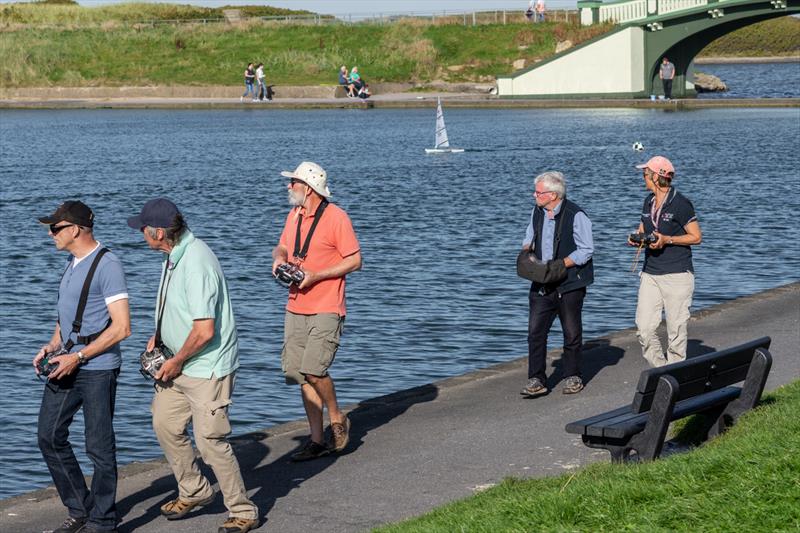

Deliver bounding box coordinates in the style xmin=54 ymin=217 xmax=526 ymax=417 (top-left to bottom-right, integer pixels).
xmin=635 ymin=271 xmax=695 ymax=367
xmin=152 ymin=372 xmax=257 ymax=519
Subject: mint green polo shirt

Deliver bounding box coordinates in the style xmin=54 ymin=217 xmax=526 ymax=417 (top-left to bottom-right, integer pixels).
xmin=157 ymin=231 xmax=239 ymax=379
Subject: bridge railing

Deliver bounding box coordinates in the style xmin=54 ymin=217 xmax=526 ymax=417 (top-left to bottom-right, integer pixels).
xmin=578 ymin=0 xmax=717 ymax=25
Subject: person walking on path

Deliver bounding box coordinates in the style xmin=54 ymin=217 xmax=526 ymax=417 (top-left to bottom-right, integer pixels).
xmin=629 ymin=156 xmax=702 ymax=367
xmin=127 ymin=198 xmax=258 ymax=533
xmin=535 ymin=0 xmax=546 ymax=22
xmin=241 ymin=63 xmax=256 ymax=102
xmin=271 ymin=162 xmax=362 ymax=461
xmin=34 ymin=200 xmax=131 ymax=533
xmin=659 ymin=57 xmax=675 ymax=99
xmin=520 ymin=171 xmax=594 ymax=398
xmin=256 ymin=63 xmax=267 ymax=101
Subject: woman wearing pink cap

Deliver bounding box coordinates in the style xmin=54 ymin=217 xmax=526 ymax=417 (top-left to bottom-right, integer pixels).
xmin=629 ymin=155 xmax=702 ymax=367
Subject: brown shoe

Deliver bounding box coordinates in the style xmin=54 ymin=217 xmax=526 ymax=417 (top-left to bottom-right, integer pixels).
xmin=160 ymin=495 xmax=214 ymax=520
xmin=562 ymin=376 xmax=584 ymax=394
xmin=330 ymin=416 xmax=351 ymax=452
xmin=218 ymin=517 xmax=258 ymax=533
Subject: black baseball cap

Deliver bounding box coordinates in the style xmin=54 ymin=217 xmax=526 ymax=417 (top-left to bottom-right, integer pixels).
xmin=127 ymin=198 xmax=180 ymax=230
xmin=38 ymin=200 xmax=95 ymax=227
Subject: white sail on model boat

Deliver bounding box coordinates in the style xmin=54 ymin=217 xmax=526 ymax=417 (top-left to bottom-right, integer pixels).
xmin=425 ymin=98 xmax=464 ymax=154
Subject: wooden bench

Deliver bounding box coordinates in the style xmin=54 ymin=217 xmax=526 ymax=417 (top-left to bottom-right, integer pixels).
xmin=565 ymin=337 xmax=773 ymax=462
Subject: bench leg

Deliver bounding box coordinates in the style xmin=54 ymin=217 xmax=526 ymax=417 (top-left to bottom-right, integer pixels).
xmin=709 ymin=348 xmax=772 ymax=438
xmin=581 ymin=435 xmax=635 ymax=463
xmin=628 ymin=375 xmax=679 ymax=461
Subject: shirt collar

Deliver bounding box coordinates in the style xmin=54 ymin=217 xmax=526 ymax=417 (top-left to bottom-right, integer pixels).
xmin=72 ymin=242 xmax=101 ymax=268
xmin=168 ymin=231 xmax=195 ymax=267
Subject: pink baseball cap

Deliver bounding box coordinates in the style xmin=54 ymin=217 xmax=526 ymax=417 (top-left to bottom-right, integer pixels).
xmin=636 ymin=156 xmax=675 ymax=178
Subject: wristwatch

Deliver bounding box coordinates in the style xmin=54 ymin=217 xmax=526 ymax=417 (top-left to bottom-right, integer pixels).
xmin=667 ymin=238 xmax=674 ymax=245
xmin=76 ymin=351 xmax=87 ymax=365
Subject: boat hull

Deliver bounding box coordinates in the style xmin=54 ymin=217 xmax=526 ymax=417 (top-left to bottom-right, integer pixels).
xmin=425 ymin=148 xmax=465 ymax=154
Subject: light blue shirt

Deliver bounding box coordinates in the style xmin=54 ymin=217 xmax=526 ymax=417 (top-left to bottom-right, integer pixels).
xmin=522 ymin=201 xmax=594 ymax=265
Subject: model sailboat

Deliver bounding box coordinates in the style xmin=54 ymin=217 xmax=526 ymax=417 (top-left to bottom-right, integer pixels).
xmin=425 ymin=98 xmax=464 ymax=154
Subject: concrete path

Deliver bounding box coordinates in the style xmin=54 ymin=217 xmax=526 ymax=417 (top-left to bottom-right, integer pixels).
xmin=2 ymin=94 xmax=798 ymax=110
xmin=2 ymin=283 xmax=798 ymax=533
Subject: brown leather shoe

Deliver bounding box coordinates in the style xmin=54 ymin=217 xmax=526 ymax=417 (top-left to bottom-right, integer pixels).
xmin=160 ymin=495 xmax=214 ymax=520
xmin=218 ymin=517 xmax=258 ymax=533
xmin=330 ymin=416 xmax=351 ymax=452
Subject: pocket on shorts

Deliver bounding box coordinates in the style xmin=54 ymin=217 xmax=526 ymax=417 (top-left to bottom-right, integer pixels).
xmin=314 ymin=313 xmax=342 ymax=371
xmin=198 ymin=398 xmax=232 ymax=439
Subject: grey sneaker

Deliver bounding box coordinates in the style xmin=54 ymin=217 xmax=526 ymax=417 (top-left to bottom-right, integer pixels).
xmin=562 ymin=375 xmax=584 ymax=394
xmin=520 ymin=377 xmax=548 ymax=397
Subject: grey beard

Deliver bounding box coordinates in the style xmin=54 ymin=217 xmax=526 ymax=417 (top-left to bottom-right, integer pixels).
xmin=288 ymin=190 xmax=304 ymax=206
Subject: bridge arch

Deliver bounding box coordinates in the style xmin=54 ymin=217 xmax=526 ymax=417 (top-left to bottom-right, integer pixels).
xmin=641 ymin=3 xmax=799 ymax=97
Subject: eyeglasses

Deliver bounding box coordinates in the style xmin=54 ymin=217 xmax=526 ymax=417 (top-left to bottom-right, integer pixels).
xmin=50 ymin=223 xmax=75 ymax=235
xmin=533 ymin=190 xmax=555 ymax=197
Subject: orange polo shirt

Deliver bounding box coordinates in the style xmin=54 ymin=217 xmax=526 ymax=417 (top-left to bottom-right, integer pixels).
xmin=279 ymin=202 xmax=360 ymax=316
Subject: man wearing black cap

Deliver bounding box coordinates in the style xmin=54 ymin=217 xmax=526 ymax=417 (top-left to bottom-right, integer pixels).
xmin=34 ymin=200 xmax=131 ymax=533
xmin=128 ymin=198 xmax=258 ymax=533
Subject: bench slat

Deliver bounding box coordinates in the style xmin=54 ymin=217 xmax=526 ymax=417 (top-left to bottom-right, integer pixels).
xmin=632 ymin=337 xmax=770 ymax=413
xmin=568 ymin=387 xmax=742 ymax=439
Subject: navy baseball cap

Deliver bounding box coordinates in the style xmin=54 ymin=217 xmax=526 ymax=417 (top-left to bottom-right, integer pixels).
xmin=127 ymin=198 xmax=180 ymax=230
xmin=38 ymin=200 xmax=95 ymax=227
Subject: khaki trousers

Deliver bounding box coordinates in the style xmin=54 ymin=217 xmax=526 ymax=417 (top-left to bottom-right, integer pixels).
xmin=152 ymin=372 xmax=257 ymax=519
xmin=635 ymin=271 xmax=695 ymax=367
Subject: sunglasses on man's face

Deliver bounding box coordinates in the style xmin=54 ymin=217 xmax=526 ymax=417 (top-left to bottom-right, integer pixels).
xmin=50 ymin=223 xmax=75 ymax=235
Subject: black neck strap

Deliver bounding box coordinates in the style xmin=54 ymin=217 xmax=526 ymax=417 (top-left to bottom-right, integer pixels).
xmin=155 ymin=258 xmax=173 ymax=346
xmin=64 ymin=248 xmax=109 ymax=351
xmin=293 ymin=200 xmax=329 ymax=260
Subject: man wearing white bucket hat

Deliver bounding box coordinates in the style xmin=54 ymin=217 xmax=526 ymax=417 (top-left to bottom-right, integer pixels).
xmin=629 ymin=155 xmax=702 ymax=367
xmin=272 ymin=161 xmax=362 ymax=461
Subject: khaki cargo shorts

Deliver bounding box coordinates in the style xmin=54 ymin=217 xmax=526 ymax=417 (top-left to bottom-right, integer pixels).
xmin=281 ymin=311 xmax=344 ymax=385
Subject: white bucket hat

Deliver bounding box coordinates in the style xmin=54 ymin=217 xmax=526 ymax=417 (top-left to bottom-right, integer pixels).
xmin=281 ymin=161 xmax=332 ymax=198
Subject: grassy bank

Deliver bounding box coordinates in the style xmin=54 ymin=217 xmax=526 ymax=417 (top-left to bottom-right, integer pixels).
xmin=377 ymin=380 xmax=800 ymax=533
xmin=1 ymin=2 xmax=798 ymax=88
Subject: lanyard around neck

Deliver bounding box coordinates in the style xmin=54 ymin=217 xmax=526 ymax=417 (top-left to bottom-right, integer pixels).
xmin=293 ymin=200 xmax=329 ymax=261
xmin=155 ymin=259 xmax=173 ymax=346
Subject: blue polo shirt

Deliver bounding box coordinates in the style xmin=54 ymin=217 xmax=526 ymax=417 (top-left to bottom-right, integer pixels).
xmin=641 ymin=188 xmax=697 ymax=275
xmin=58 ymin=243 xmax=128 ymax=370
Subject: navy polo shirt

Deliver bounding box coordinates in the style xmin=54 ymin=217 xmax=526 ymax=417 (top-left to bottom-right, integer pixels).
xmin=641 ymin=188 xmax=697 ymax=275
xmin=58 ymin=244 xmax=128 ymax=370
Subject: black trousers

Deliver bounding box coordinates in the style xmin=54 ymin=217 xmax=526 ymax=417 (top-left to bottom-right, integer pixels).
xmin=527 ymin=286 xmax=586 ymax=382
xmin=662 ymin=78 xmax=673 ymax=99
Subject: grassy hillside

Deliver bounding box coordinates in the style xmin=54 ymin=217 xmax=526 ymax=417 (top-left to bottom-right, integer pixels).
xmin=377 ymin=380 xmax=800 ymax=532
xmin=1 ymin=2 xmax=797 ymax=88
xmin=698 ymin=16 xmax=800 ymax=57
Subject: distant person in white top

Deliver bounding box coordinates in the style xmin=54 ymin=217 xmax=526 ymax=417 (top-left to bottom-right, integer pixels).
xmin=256 ymin=63 xmax=267 ymax=102
xmin=525 ymin=0 xmax=534 ymax=21
xmin=535 ymin=0 xmax=546 ymax=22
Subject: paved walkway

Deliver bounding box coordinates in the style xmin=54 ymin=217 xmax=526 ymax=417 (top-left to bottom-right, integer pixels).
xmin=2 ymin=283 xmax=798 ymax=533
xmin=2 ymin=94 xmax=798 ymax=110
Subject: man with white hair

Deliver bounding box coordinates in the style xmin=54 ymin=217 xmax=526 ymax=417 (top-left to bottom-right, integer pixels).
xmin=520 ymin=171 xmax=594 ymax=398
xmin=272 ymin=162 xmax=362 ymax=461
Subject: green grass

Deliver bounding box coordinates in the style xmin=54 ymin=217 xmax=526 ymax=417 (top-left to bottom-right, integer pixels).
xmin=698 ymin=17 xmax=800 ymax=58
xmin=0 ymin=3 xmax=797 ymax=88
xmin=376 ymin=380 xmax=800 ymax=533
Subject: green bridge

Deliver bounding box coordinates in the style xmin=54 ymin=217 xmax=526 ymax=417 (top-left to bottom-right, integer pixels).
xmin=497 ymin=0 xmax=799 ymax=98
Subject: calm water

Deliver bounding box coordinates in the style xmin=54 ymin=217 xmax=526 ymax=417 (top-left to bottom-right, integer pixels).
xmin=696 ymin=61 xmax=800 ymax=98
xmin=1 ymin=103 xmax=799 ymax=499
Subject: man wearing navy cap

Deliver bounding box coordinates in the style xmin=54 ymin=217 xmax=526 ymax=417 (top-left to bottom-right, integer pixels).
xmin=35 ymin=200 xmax=131 ymax=533
xmin=128 ymin=198 xmax=258 ymax=533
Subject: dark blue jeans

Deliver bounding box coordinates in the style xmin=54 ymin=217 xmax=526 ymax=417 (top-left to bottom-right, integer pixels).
xmin=38 ymin=368 xmax=119 ymax=530
xmin=527 ymin=287 xmax=586 ymax=383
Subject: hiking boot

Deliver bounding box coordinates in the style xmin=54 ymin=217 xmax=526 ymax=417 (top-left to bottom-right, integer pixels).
xmin=53 ymin=516 xmax=87 ymax=533
xmin=218 ymin=517 xmax=258 ymax=533
xmin=562 ymin=375 xmax=584 ymax=394
xmin=290 ymin=440 xmax=331 ymax=462
xmin=330 ymin=416 xmax=351 ymax=452
xmin=520 ymin=377 xmax=548 ymax=397
xmin=160 ymin=495 xmax=214 ymax=520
